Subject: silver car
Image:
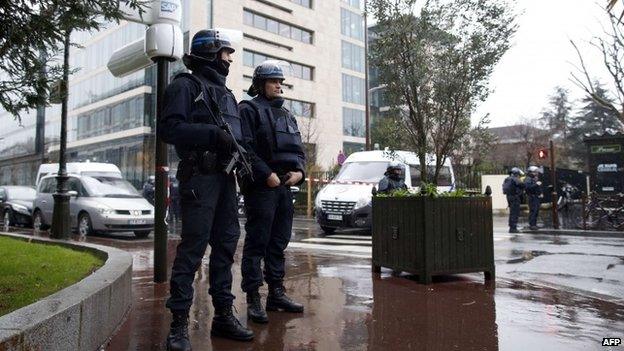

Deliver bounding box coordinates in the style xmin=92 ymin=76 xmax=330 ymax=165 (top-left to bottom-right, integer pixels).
xmin=33 ymin=174 xmax=154 ymax=238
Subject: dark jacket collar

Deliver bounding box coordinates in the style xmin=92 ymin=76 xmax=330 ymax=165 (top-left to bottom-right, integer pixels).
xmin=196 ymin=66 xmax=226 ymax=86
xmin=254 ymin=94 xmax=284 ymax=108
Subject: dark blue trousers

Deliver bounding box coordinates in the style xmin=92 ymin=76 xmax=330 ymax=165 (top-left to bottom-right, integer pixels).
xmin=528 ymin=195 xmax=540 ymax=227
xmin=241 ymin=185 xmax=294 ymax=293
xmin=166 ymin=173 xmax=240 ymax=311
xmin=507 ymin=195 xmax=521 ymax=229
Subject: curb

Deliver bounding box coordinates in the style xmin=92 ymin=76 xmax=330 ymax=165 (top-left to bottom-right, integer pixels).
xmin=0 ymin=233 xmax=133 ymax=351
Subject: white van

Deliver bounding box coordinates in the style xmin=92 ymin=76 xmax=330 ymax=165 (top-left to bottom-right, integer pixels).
xmin=314 ymin=150 xmax=455 ymax=234
xmin=36 ymin=162 xmax=123 ymax=186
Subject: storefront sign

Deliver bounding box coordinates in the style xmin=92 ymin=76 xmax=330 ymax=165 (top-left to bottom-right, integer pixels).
xmin=591 ymin=144 xmax=621 ymax=154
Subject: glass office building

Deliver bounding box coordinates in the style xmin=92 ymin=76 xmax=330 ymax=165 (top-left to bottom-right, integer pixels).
xmin=0 ymin=0 xmax=367 ymax=186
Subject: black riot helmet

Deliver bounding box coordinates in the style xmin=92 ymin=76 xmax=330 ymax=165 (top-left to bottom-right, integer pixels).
xmin=183 ymin=29 xmax=235 ymax=69
xmin=247 ymin=60 xmax=290 ymax=97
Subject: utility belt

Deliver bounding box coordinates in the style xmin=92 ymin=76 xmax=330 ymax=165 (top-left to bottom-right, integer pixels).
xmin=176 ymin=150 xmax=222 ymax=182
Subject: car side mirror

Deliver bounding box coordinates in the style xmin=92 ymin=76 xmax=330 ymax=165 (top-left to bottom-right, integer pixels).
xmin=68 ymin=190 xmax=78 ymax=197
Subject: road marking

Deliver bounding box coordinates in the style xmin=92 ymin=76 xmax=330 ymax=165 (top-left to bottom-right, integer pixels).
xmin=326 ymin=234 xmax=372 ymax=240
xmin=287 ymin=242 xmax=372 ymax=254
xmin=302 ymin=238 xmax=372 ymax=245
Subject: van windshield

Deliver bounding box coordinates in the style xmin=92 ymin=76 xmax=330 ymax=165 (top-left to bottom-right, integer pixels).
xmin=82 ymin=176 xmax=141 ymax=198
xmin=409 ymin=165 xmax=453 ymax=186
xmin=334 ymin=161 xmax=389 ymax=182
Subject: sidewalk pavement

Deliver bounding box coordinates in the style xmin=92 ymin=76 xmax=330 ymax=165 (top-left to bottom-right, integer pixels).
xmin=103 ymin=236 xmax=623 ymax=351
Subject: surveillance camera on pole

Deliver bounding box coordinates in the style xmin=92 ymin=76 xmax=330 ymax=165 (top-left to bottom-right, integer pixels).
xmin=109 ymin=0 xmax=183 ymax=283
xmin=108 ymin=0 xmax=183 ymax=77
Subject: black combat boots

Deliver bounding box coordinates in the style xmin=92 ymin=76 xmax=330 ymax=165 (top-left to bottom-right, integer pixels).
xmin=211 ymin=306 xmax=254 ymax=341
xmin=266 ymin=285 xmax=304 ymax=313
xmin=246 ymin=290 xmax=269 ymax=324
xmin=166 ymin=310 xmax=192 ymax=351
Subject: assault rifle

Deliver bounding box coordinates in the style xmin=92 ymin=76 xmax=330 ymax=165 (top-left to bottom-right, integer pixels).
xmin=194 ymin=90 xmax=254 ymax=183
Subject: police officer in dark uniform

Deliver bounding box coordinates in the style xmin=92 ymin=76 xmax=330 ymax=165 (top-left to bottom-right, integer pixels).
xmin=524 ymin=166 xmax=543 ymax=230
xmin=238 ymin=60 xmax=305 ymax=324
xmin=502 ymin=167 xmax=525 ymax=233
xmin=377 ymin=161 xmax=408 ymax=194
xmin=160 ymin=29 xmax=254 ymax=350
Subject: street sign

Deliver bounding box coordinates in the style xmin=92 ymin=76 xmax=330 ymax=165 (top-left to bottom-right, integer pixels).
xmin=119 ymin=0 xmax=181 ymax=25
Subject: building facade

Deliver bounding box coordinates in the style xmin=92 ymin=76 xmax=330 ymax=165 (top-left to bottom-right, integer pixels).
xmin=0 ymin=0 xmax=366 ymax=187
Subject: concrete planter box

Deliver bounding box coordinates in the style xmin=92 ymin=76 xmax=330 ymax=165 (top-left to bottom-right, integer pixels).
xmin=372 ymin=196 xmax=495 ymax=284
xmin=0 ymin=233 xmax=133 ymax=351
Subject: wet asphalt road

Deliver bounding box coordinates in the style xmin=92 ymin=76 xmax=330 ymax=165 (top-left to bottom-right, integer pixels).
xmin=3 ymin=216 xmax=623 ymax=350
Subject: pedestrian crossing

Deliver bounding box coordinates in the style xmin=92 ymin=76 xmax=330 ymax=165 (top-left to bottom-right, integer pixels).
xmin=287 ymin=234 xmax=373 ymax=257
xmin=287 ymin=232 xmax=513 ymax=258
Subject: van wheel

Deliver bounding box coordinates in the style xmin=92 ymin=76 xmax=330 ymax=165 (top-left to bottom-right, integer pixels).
xmin=133 ymin=230 xmax=150 ymax=239
xmin=78 ymin=213 xmax=94 ymax=237
xmin=33 ymin=210 xmax=48 ymax=233
xmin=320 ymin=226 xmax=336 ymax=235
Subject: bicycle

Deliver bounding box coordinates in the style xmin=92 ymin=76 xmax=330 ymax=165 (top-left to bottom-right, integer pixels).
xmin=577 ymin=192 xmax=624 ymax=231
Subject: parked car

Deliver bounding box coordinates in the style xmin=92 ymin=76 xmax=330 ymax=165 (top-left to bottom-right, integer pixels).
xmin=32 ymin=174 xmax=154 ymax=238
xmin=0 ymin=186 xmax=37 ymax=229
xmin=314 ymin=150 xmax=455 ymax=234
xmin=35 ymin=162 xmax=122 ymax=187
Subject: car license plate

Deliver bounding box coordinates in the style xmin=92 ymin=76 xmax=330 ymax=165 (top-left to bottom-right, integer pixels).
xmin=128 ymin=219 xmax=147 ymax=225
xmin=327 ymin=214 xmax=342 ymax=221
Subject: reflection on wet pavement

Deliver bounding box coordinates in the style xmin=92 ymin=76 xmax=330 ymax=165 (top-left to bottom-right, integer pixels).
xmin=3 ymin=218 xmax=623 ymax=350
xmin=103 ymin=242 xmax=623 ymax=351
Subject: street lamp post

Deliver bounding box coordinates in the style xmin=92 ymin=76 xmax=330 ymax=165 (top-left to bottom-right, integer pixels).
xmin=364 ymin=2 xmax=371 ymax=151
xmin=110 ymin=0 xmax=183 ymax=283
xmin=51 ymin=30 xmax=72 ymax=240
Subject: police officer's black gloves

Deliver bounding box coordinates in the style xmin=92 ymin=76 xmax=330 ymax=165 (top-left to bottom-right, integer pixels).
xmin=216 ymin=128 xmax=235 ymax=154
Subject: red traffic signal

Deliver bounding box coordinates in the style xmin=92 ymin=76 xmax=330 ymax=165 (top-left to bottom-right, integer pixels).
xmin=538 ymin=149 xmax=548 ymax=159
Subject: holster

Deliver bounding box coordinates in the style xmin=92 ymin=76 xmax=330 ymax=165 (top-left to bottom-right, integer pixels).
xmin=176 ymin=151 xmax=220 ymax=183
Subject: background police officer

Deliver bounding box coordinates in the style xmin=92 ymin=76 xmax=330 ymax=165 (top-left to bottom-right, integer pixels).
xmin=503 ymin=167 xmax=525 ymax=233
xmin=238 ymin=60 xmax=306 ymax=324
xmin=524 ymin=166 xmax=543 ymax=230
xmin=377 ymin=161 xmax=408 ymax=194
xmin=160 ymin=29 xmax=254 ymax=350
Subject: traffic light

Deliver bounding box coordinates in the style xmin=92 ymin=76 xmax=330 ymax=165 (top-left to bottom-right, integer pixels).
xmin=538 ymin=149 xmax=548 ymax=159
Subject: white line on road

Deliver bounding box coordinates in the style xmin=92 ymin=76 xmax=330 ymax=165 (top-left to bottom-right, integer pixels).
xmin=287 ymin=242 xmax=372 ymax=255
xmin=326 ymin=235 xmax=372 ymax=240
xmin=302 ymin=238 xmax=372 ymax=245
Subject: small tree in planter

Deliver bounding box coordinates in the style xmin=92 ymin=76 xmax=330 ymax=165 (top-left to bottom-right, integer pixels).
xmin=368 ymin=0 xmax=517 ymax=183
xmin=372 ymin=186 xmax=494 ymax=284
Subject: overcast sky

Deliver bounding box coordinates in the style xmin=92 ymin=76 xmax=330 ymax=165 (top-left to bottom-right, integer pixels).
xmin=473 ymin=0 xmax=623 ymax=127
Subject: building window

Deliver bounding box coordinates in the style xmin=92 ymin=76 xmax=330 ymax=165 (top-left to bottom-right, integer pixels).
xmin=342 ymin=74 xmax=365 ymax=104
xmin=243 ymin=9 xmax=313 ymax=44
xmin=341 ymin=41 xmax=365 ymax=73
xmin=284 ymin=99 xmax=314 ymax=118
xmin=343 ymin=141 xmax=365 ymax=156
xmin=290 ymin=0 xmax=312 ymax=8
xmin=241 ymin=91 xmax=314 ymax=118
xmin=243 ymin=49 xmax=314 ymax=80
xmin=341 ymin=0 xmax=361 ymax=9
xmin=343 ymin=107 xmax=365 ymax=137
xmin=341 ymin=8 xmax=364 ymax=41
xmin=76 ymin=95 xmax=146 ymax=140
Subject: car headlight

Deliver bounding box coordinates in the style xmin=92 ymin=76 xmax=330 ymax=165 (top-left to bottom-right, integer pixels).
xmin=13 ymin=204 xmax=29 ymax=214
xmin=354 ymin=197 xmax=371 ymax=210
xmin=96 ymin=207 xmax=115 ymax=215
xmin=314 ymin=189 xmax=324 ymax=208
